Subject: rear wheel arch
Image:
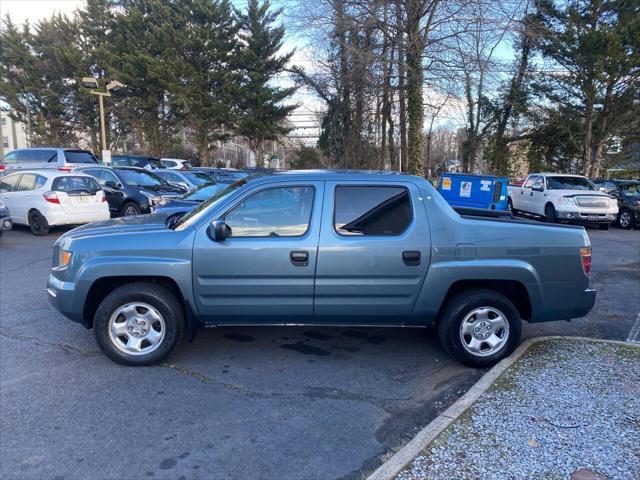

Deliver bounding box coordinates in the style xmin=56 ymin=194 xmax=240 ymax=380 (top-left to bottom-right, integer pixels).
xmin=437 ymin=279 xmax=532 ymax=322
xmin=83 ymin=276 xmax=186 ymax=328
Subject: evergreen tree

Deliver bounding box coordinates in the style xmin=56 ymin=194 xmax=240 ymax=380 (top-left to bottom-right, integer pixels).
xmin=175 ymin=0 xmax=240 ymax=165
xmin=235 ymin=0 xmax=297 ymax=165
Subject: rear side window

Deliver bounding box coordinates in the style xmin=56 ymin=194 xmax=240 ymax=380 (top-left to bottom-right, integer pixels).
xmin=52 ymin=176 xmax=100 ymax=193
xmin=0 ymin=174 xmax=21 ymax=191
xmin=64 ymin=150 xmax=98 ymax=164
xmin=16 ymin=174 xmax=47 ymax=191
xmin=18 ymin=150 xmax=57 ymax=163
xmin=334 ymin=185 xmax=412 ymax=236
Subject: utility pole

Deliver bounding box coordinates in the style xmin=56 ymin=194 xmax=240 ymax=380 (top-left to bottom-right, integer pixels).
xmin=82 ymin=77 xmax=124 ymax=164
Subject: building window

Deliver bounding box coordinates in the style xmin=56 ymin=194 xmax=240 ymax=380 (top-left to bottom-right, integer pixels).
xmin=2 ymin=136 xmax=9 ymax=149
xmin=0 ymin=117 xmax=7 ymax=126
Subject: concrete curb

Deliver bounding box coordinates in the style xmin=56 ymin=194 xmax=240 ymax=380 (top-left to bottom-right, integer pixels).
xmin=366 ymin=335 xmax=639 ymax=480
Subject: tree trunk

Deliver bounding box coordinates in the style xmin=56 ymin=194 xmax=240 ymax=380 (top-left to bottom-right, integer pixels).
xmin=405 ymin=0 xmax=424 ymax=176
xmin=395 ymin=0 xmax=407 ymax=172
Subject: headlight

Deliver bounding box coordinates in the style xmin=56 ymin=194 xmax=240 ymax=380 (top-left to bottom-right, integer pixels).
xmin=559 ymin=197 xmax=577 ymax=206
xmin=58 ymin=250 xmax=72 ymax=268
xmin=141 ymin=191 xmax=163 ymax=207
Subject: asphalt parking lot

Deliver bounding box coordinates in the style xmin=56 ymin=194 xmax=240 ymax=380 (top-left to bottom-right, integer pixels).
xmin=1 ymin=225 xmax=638 ymax=480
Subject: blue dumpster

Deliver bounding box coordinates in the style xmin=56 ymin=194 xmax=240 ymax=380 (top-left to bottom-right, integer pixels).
xmin=438 ymin=173 xmax=509 ymax=210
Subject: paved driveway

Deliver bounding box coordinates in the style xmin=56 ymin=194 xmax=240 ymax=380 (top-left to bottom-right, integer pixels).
xmin=0 ymin=226 xmax=638 ymax=480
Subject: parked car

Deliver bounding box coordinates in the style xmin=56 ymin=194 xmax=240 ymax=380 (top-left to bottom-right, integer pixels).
xmin=192 ymin=167 xmax=248 ymax=183
xmin=507 ymin=173 xmax=618 ymax=229
xmin=1 ymin=148 xmax=99 ymax=175
xmin=592 ymin=179 xmax=640 ymax=229
xmin=0 ymin=199 xmax=12 ymax=238
xmin=154 ymin=182 xmax=229 ymax=216
xmin=0 ymin=170 xmax=109 ymax=235
xmin=76 ymin=166 xmax=186 ymax=217
xmin=111 ymin=155 xmax=165 ymax=170
xmin=154 ymin=169 xmax=214 ymax=191
xmin=47 ymin=171 xmax=595 ymax=367
xmin=161 ymin=158 xmax=192 ymax=170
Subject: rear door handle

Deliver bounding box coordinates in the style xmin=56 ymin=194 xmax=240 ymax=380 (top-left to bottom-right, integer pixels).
xmin=402 ymin=251 xmax=421 ymax=266
xmin=290 ymin=251 xmax=309 ymax=266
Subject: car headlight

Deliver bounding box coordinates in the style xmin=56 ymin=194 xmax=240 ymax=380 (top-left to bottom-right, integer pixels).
xmin=559 ymin=197 xmax=577 ymax=206
xmin=141 ymin=191 xmax=163 ymax=207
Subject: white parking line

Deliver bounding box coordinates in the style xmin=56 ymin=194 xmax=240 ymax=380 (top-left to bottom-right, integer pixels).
xmin=627 ymin=313 xmax=640 ymax=344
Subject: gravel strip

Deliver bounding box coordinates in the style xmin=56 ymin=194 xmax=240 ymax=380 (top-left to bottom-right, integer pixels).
xmin=396 ymin=339 xmax=640 ymax=480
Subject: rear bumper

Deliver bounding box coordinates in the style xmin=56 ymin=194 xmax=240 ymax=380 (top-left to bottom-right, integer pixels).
xmin=46 ymin=209 xmax=110 ymax=226
xmin=573 ymin=288 xmax=597 ymax=318
xmin=532 ymin=287 xmax=596 ymax=322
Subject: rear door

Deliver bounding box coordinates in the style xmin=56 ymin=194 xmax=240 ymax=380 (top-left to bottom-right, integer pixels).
xmin=314 ymin=181 xmax=430 ymax=324
xmin=192 ymin=181 xmax=323 ymax=323
xmin=11 ymin=173 xmax=47 ymax=222
xmin=51 ymin=176 xmax=104 ymax=213
xmin=0 ymin=173 xmax=23 ymax=222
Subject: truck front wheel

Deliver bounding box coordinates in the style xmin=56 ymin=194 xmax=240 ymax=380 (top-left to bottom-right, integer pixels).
xmin=437 ymin=289 xmax=522 ymax=368
xmin=93 ymin=282 xmax=184 ymax=366
xmin=545 ymin=204 xmax=557 ymax=223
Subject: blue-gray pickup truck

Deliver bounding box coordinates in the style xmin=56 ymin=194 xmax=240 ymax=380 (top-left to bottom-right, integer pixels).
xmin=47 ymin=171 xmax=596 ymax=367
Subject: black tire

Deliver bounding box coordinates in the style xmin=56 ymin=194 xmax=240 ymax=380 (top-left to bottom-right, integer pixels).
xmin=507 ymin=197 xmax=517 ymax=214
xmin=437 ymin=289 xmax=522 ymax=368
xmin=598 ymin=223 xmax=610 ymax=231
xmin=617 ymin=209 xmax=634 ymax=230
xmin=28 ymin=210 xmax=50 ymax=235
xmin=121 ymin=201 xmax=142 ymax=217
xmin=93 ymin=282 xmax=184 ymax=366
xmin=545 ymin=203 xmax=557 ymax=223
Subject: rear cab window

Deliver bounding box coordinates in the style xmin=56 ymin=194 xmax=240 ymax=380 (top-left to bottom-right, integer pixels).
xmin=64 ymin=150 xmax=98 ymax=164
xmin=52 ymin=176 xmax=101 ymax=194
xmin=334 ymin=185 xmax=412 ymax=236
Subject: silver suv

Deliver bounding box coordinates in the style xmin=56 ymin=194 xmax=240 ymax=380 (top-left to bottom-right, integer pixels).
xmin=1 ymin=148 xmax=99 ymax=174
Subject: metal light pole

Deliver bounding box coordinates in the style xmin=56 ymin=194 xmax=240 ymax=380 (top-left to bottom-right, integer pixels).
xmin=82 ymin=77 xmax=124 ymax=164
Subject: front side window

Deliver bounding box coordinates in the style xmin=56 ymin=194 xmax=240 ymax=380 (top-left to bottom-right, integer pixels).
xmin=334 ymin=185 xmax=412 ymax=236
xmin=619 ymin=182 xmax=639 ymax=196
xmin=532 ymin=177 xmax=544 ymax=190
xmin=0 ymin=174 xmax=21 ymax=191
xmin=225 ymin=186 xmax=315 ymax=237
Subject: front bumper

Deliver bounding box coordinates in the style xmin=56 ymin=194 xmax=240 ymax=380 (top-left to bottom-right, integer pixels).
xmin=556 ymin=210 xmax=617 ymax=224
xmin=47 ymin=274 xmax=85 ymax=325
xmin=0 ymin=214 xmax=12 ymax=231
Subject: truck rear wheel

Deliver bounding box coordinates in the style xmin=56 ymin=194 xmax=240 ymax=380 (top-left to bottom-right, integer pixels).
xmin=93 ymin=282 xmax=184 ymax=366
xmin=437 ymin=289 xmax=521 ymax=368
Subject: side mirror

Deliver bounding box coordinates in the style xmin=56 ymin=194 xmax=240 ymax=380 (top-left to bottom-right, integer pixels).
xmin=532 ymin=185 xmax=544 ymax=192
xmin=105 ymin=180 xmax=119 ymax=189
xmin=208 ymin=219 xmax=231 ymax=242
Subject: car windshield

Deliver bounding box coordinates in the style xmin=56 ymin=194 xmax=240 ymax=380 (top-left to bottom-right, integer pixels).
xmin=181 ymin=182 xmax=227 ymax=201
xmin=619 ymin=182 xmax=640 ymax=196
xmin=546 ymin=176 xmax=596 ymax=190
xmin=183 ymin=171 xmax=212 ymax=185
xmin=117 ymin=169 xmax=165 ymax=187
xmin=174 ymin=179 xmax=247 ymax=230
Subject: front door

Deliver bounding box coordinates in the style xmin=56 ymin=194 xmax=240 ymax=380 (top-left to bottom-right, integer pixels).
xmin=192 ymin=181 xmax=323 ymax=323
xmin=314 ymin=181 xmax=430 ymax=324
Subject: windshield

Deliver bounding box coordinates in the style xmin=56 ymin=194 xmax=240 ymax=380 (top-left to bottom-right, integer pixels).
xmin=183 ymin=171 xmax=213 ymax=186
xmin=182 ymin=182 xmax=227 ymax=201
xmin=175 ymin=179 xmax=247 ymax=230
xmin=117 ymin=169 xmax=165 ymax=187
xmin=546 ymin=176 xmax=596 ymax=191
xmin=619 ymin=182 xmax=640 ymax=196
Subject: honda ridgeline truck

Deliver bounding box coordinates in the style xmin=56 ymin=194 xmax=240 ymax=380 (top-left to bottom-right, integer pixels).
xmin=47 ymin=171 xmax=596 ymax=367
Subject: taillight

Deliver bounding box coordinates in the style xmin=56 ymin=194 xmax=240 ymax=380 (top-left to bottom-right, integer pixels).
xmin=580 ymin=247 xmax=592 ymax=276
xmin=43 ymin=191 xmax=60 ymax=204
xmin=100 ymin=191 xmax=106 ymax=202
xmin=0 ymin=164 xmax=5 ymax=172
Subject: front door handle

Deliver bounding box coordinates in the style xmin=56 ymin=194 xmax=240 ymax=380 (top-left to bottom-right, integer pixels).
xmin=290 ymin=251 xmax=309 ymax=266
xmin=402 ymin=251 xmax=421 ymax=266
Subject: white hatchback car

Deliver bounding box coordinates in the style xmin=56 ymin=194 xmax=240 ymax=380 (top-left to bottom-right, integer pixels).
xmin=0 ymin=170 xmax=110 ymax=235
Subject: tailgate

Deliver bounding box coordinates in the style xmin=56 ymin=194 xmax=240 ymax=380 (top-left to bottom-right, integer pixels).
xmin=52 ymin=176 xmax=104 ymax=213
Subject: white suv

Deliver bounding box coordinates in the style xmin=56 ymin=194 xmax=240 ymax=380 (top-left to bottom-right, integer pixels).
xmin=0 ymin=170 xmax=110 ymax=235
xmin=161 ymin=158 xmax=192 ymax=170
